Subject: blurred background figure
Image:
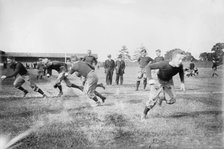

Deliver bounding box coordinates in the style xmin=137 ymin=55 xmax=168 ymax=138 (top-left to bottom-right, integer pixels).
xmin=1 ymin=56 xmax=47 ymax=98
xmin=212 ymin=59 xmax=219 ymax=77
xmin=136 ymin=49 xmax=153 ymax=91
xmin=115 ymin=54 xmax=126 ymax=85
xmin=104 ymin=54 xmax=115 ymax=85
xmin=153 ymin=49 xmax=164 ymax=63
xmin=36 ymin=58 xmax=45 ymax=80
xmin=83 ymin=50 xmax=98 ymax=68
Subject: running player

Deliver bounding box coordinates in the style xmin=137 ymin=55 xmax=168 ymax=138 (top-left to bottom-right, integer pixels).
xmin=68 ymin=55 xmax=106 ymax=106
xmin=136 ymin=49 xmax=153 ymax=91
xmin=42 ymin=58 xmax=83 ymax=97
xmin=142 ymin=49 xmax=186 ymax=119
xmin=1 ymin=57 xmax=47 ymax=97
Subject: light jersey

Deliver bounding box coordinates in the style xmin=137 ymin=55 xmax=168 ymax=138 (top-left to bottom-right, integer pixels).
xmin=146 ymin=61 xmax=184 ymax=83
xmin=138 ymin=56 xmax=153 ymax=68
xmin=69 ymin=61 xmax=93 ymax=78
xmin=6 ymin=62 xmax=28 ymax=78
xmin=37 ymin=62 xmax=45 ymax=71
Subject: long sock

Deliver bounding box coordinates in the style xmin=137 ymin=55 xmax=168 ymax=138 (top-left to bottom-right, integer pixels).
xmin=136 ymin=81 xmax=140 ymax=90
xmin=18 ymin=86 xmax=28 ymax=93
xmin=95 ymin=91 xmax=106 ymax=100
xmin=143 ymin=79 xmax=147 ymax=89
xmin=58 ymin=85 xmax=62 ymax=93
xmin=37 ymin=88 xmax=45 ymax=95
xmin=92 ymin=96 xmax=98 ymax=102
xmin=143 ymin=107 xmax=150 ymax=115
xmin=71 ymin=84 xmax=83 ymax=91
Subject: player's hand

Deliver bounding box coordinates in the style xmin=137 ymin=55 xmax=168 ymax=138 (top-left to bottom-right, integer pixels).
xmin=1 ymin=75 xmax=6 ymax=80
xmin=148 ymin=79 xmax=156 ymax=85
xmin=180 ymin=83 xmax=185 ymax=91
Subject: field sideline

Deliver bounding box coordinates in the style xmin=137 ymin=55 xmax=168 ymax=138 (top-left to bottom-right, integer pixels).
xmin=0 ymin=66 xmax=223 ymax=149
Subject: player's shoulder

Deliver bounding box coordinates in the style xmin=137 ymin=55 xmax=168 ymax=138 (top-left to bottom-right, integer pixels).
xmin=16 ymin=62 xmax=25 ymax=67
xmin=179 ymin=63 xmax=184 ymax=68
xmin=88 ymin=55 xmax=95 ymax=59
xmin=160 ymin=56 xmax=165 ymax=60
xmin=71 ymin=61 xmax=80 ymax=67
xmin=146 ymin=56 xmax=153 ymax=60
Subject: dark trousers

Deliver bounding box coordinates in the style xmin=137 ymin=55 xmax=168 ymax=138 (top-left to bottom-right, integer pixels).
xmin=116 ymin=73 xmax=124 ymax=85
xmin=106 ymin=69 xmax=114 ymax=85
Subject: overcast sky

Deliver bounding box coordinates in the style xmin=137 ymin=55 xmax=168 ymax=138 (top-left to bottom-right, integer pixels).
xmin=0 ymin=0 xmax=223 ymax=61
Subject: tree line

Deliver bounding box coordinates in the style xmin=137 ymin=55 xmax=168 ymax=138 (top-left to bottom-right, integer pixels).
xmin=117 ymin=43 xmax=224 ymax=65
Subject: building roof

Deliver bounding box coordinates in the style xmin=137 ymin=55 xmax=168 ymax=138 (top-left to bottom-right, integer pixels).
xmin=5 ymin=52 xmax=98 ymax=58
xmin=0 ymin=50 xmax=6 ymax=55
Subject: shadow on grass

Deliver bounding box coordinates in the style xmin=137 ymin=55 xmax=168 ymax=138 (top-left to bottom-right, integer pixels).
xmin=103 ymin=113 xmax=139 ymax=147
xmin=17 ymin=127 xmax=91 ymax=149
xmin=104 ymin=113 xmax=129 ymax=127
xmin=102 ymin=103 xmax=115 ymax=107
xmin=0 ymin=96 xmax=47 ymax=101
xmin=182 ymin=94 xmax=222 ymax=106
xmin=153 ymin=110 xmax=222 ymax=119
xmin=0 ymin=107 xmax=61 ymax=119
xmin=0 ymin=111 xmax=35 ymax=119
xmin=125 ymin=99 xmax=143 ymax=104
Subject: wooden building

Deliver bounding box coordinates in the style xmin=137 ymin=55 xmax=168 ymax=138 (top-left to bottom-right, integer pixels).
xmin=1 ymin=51 xmax=98 ymax=62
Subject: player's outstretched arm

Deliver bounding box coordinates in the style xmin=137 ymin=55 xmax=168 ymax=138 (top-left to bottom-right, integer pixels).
xmin=125 ymin=55 xmax=138 ymax=62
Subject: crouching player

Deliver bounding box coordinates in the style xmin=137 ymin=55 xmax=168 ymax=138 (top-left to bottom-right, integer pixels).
xmin=142 ymin=49 xmax=186 ymax=119
xmin=1 ymin=57 xmax=47 ymax=97
xmin=42 ymin=58 xmax=84 ymax=97
xmin=67 ymin=55 xmax=106 ymax=106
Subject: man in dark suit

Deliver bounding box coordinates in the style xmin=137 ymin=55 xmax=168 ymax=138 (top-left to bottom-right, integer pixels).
xmin=104 ymin=54 xmax=115 ymax=85
xmin=115 ymin=54 xmax=126 ymax=85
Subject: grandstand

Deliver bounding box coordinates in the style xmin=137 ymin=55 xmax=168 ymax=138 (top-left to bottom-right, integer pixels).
xmin=0 ymin=51 xmax=98 ymax=62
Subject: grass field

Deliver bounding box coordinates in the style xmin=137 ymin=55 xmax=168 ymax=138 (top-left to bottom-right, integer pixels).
xmin=0 ymin=66 xmax=223 ymax=149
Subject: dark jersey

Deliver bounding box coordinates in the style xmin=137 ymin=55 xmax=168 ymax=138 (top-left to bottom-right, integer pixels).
xmin=138 ymin=56 xmax=153 ymax=68
xmin=46 ymin=61 xmax=68 ymax=74
xmin=146 ymin=61 xmax=184 ymax=83
xmin=7 ymin=62 xmax=28 ymax=78
xmin=83 ymin=55 xmax=97 ymax=65
xmin=189 ymin=62 xmax=195 ymax=70
xmin=212 ymin=61 xmax=218 ymax=69
xmin=69 ymin=61 xmax=92 ymax=78
xmin=154 ymin=56 xmax=164 ymax=63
